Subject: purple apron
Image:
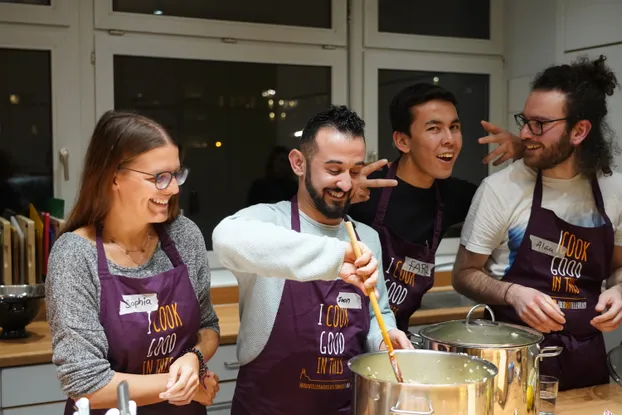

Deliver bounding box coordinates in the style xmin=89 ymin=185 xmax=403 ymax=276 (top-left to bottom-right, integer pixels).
xmin=491 ymin=170 xmax=613 ymax=391
xmin=372 ymin=160 xmax=444 ymax=331
xmin=63 ymin=225 xmax=205 ymax=414
xmin=230 ymin=197 xmax=370 ymax=415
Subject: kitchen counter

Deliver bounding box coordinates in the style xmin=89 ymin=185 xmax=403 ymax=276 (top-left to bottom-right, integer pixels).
xmin=0 ymin=302 xmax=482 ymax=369
xmin=558 ymin=383 xmax=622 ymax=414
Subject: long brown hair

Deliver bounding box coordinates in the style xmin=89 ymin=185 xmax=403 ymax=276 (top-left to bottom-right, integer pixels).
xmin=62 ymin=110 xmax=181 ymax=235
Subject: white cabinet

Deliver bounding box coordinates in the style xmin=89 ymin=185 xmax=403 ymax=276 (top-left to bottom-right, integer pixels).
xmin=0 ymin=345 xmax=240 ymax=415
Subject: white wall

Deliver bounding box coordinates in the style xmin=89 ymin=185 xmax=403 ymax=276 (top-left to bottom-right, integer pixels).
xmin=505 ymin=0 xmax=622 ymax=171
xmin=504 ymin=0 xmax=622 ymax=350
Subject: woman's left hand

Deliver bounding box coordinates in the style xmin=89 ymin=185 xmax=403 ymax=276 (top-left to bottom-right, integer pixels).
xmin=160 ymin=352 xmax=200 ymax=405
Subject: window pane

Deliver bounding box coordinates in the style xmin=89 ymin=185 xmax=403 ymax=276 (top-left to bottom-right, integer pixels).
xmin=113 ymin=0 xmax=332 ymax=29
xmin=0 ymin=48 xmax=53 ymax=217
xmin=378 ymin=0 xmax=490 ymax=40
xmin=114 ymin=55 xmax=331 ymax=249
xmin=378 ymin=69 xmax=489 ymax=186
xmin=0 ymin=0 xmax=50 ymax=4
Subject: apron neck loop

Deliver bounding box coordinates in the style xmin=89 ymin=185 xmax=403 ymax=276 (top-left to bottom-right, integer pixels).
xmin=372 ymin=159 xmax=399 ymax=227
xmin=290 ymin=194 xmax=359 ymax=240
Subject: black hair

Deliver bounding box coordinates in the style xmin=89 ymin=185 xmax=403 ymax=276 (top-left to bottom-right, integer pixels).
xmin=300 ymin=105 xmax=366 ymax=158
xmin=389 ymin=83 xmax=458 ymax=135
xmin=532 ymin=54 xmax=620 ymax=176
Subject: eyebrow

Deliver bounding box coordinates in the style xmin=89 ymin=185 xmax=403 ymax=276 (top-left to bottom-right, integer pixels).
xmin=325 ymin=160 xmax=365 ymax=166
xmin=425 ymin=118 xmax=460 ymax=125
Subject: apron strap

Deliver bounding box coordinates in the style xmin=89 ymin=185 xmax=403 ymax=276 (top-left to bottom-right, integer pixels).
xmin=430 ymin=182 xmax=444 ymax=250
xmin=95 ymin=225 xmax=111 ymax=277
xmin=589 ymin=175 xmax=613 ymax=228
xmin=290 ymin=195 xmax=360 ymax=241
xmin=153 ymin=224 xmax=184 ymax=268
xmin=534 ymin=170 xmax=612 ymax=229
xmin=95 ymin=224 xmax=184 ymax=274
xmin=371 ymin=159 xmax=398 ymax=228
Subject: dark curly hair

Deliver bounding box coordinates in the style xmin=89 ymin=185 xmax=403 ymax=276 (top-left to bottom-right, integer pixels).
xmin=532 ymin=55 xmax=620 ymax=176
xmin=300 ymin=105 xmax=366 ymax=159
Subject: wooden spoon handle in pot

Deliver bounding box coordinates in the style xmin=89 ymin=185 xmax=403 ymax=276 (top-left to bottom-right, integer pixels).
xmin=344 ymin=221 xmax=404 ymax=383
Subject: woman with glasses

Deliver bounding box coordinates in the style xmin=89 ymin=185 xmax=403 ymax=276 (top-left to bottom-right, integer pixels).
xmin=46 ymin=110 xmax=220 ymax=414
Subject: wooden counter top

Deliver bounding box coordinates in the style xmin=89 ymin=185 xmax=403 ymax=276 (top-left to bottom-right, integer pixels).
xmin=0 ymin=303 xmax=480 ymax=369
xmin=558 ymin=383 xmax=622 ymax=414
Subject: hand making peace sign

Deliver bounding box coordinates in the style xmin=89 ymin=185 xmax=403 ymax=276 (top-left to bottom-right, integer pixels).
xmin=351 ymin=159 xmax=398 ymax=204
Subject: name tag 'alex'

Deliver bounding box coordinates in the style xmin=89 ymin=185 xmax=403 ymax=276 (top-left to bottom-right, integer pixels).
xmin=119 ymin=293 xmax=159 ymax=315
xmin=337 ymin=292 xmax=362 ymax=309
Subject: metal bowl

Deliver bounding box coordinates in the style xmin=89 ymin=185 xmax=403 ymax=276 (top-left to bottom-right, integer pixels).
xmin=0 ymin=284 xmax=45 ymax=340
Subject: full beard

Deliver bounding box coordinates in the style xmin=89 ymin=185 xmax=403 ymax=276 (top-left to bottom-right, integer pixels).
xmin=304 ymin=169 xmax=352 ymax=220
xmin=524 ymin=132 xmax=575 ymax=171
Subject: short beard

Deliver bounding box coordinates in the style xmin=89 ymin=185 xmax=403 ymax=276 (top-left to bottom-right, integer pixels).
xmin=524 ymin=132 xmax=575 ymax=171
xmin=304 ymin=167 xmax=351 ymax=220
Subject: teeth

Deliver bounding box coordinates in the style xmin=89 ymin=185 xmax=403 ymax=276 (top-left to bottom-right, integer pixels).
xmin=328 ymin=190 xmax=345 ymax=198
xmin=150 ymin=198 xmax=169 ymax=205
xmin=527 ymin=144 xmax=542 ymax=150
xmin=437 ymin=153 xmax=454 ymax=160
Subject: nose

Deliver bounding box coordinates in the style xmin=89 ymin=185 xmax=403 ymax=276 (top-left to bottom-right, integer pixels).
xmin=165 ymin=177 xmax=180 ymax=195
xmin=336 ymin=174 xmax=353 ymax=193
xmin=441 ymin=128 xmax=455 ymax=146
xmin=519 ymin=123 xmax=535 ymax=141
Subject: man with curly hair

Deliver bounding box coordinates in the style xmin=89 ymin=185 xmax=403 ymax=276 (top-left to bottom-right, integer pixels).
xmin=453 ymin=55 xmax=622 ymax=391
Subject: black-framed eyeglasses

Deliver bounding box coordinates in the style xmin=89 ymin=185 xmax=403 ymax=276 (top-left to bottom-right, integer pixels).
xmin=514 ymin=113 xmax=568 ymax=136
xmin=119 ymin=166 xmax=189 ymax=190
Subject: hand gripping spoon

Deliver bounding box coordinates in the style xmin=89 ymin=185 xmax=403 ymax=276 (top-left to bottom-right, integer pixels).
xmin=344 ymin=220 xmax=404 ymax=383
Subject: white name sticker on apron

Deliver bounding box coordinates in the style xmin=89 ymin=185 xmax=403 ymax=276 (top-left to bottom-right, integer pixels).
xmin=530 ymin=235 xmax=566 ymax=258
xmin=119 ymin=293 xmax=159 ymax=315
xmin=336 ymin=292 xmax=362 ymax=309
xmin=403 ymin=257 xmax=434 ymax=277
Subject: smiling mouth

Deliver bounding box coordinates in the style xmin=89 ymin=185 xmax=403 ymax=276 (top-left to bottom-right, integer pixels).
xmin=326 ymin=190 xmax=346 ymax=200
xmin=436 ymin=152 xmax=455 ymax=162
xmin=526 ymin=144 xmax=543 ymax=150
xmin=150 ymin=198 xmax=169 ymax=206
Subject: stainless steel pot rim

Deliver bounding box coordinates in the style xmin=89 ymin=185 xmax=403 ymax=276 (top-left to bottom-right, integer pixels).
xmin=417 ymin=319 xmax=544 ymax=349
xmin=0 ymin=284 xmax=46 ymax=299
xmin=348 ymin=349 xmax=499 ymax=386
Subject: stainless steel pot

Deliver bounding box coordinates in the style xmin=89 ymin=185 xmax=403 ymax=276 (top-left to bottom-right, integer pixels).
xmin=348 ymin=349 xmax=498 ymax=414
xmin=411 ymin=304 xmax=563 ymax=415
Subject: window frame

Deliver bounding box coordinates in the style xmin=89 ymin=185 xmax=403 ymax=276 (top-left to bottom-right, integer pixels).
xmin=363 ymin=0 xmax=504 ymax=55
xmin=94 ymin=31 xmax=349 ymax=268
xmin=362 ymin=49 xmax=506 ymax=256
xmin=0 ymin=0 xmax=75 ymax=27
xmin=0 ymin=23 xmax=82 ymax=215
xmin=94 ymin=0 xmax=347 ymax=47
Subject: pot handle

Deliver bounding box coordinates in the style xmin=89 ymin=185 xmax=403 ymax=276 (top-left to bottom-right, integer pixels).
xmin=537 ymin=345 xmax=563 ymax=360
xmin=466 ymin=304 xmax=496 ymax=324
xmin=407 ymin=331 xmax=423 ymax=349
xmin=390 ymin=397 xmax=434 ymax=414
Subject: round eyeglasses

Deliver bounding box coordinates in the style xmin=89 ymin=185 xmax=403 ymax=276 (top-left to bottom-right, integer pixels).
xmin=119 ymin=166 xmax=189 ymax=190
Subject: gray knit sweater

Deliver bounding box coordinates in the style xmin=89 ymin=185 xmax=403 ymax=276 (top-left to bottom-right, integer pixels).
xmin=45 ymin=216 xmax=219 ymax=398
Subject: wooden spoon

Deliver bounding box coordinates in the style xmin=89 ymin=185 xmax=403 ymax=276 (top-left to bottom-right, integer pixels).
xmin=344 ymin=220 xmax=404 ymax=383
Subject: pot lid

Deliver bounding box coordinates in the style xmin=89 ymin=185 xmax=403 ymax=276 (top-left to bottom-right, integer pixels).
xmin=418 ymin=304 xmax=543 ymax=348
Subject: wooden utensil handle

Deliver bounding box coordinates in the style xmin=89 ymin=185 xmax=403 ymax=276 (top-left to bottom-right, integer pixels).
xmin=344 ymin=221 xmax=395 ymax=354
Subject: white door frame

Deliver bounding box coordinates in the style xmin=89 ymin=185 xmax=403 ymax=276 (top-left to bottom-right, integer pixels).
xmin=0 ymin=23 xmax=82 ymax=214
xmin=94 ymin=31 xmax=349 ymax=267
